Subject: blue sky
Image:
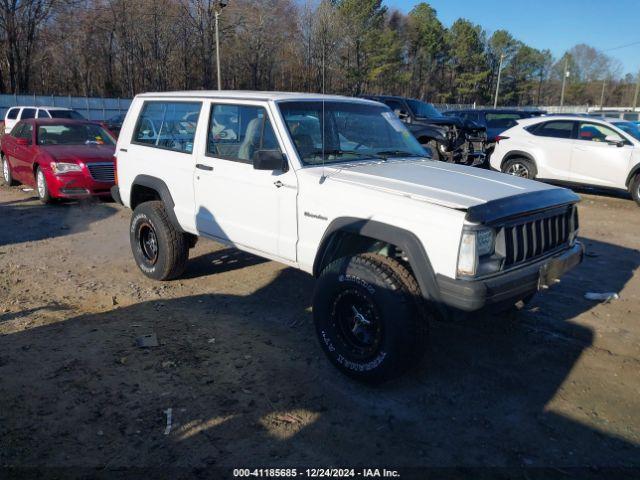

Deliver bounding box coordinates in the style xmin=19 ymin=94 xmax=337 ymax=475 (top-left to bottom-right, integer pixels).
xmin=384 ymin=0 xmax=640 ymax=76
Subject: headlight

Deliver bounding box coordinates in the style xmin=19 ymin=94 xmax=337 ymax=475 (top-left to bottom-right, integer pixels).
xmin=457 ymin=226 xmax=496 ymax=277
xmin=51 ymin=162 xmax=82 ymax=174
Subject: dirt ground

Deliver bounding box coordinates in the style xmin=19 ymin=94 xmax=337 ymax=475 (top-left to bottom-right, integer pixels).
xmin=0 ymin=183 xmax=639 ymax=477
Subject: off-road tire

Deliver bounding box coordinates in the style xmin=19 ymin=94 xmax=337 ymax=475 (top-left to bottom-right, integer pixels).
xmin=313 ymin=253 xmax=429 ymax=383
xmin=630 ymin=174 xmax=640 ymax=206
xmin=2 ymin=155 xmax=17 ymax=186
xmin=502 ymin=157 xmax=537 ymax=180
xmin=36 ymin=167 xmax=54 ymax=204
xmin=423 ymin=140 xmax=443 ymax=161
xmin=130 ymin=201 xmax=189 ymax=280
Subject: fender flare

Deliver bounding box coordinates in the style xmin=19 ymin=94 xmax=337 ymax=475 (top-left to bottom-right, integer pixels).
xmin=313 ymin=217 xmax=443 ymax=305
xmin=411 ymin=126 xmax=447 ymax=144
xmin=625 ymin=163 xmax=640 ymax=187
xmin=500 ymin=150 xmax=536 ymax=170
xmin=130 ymin=174 xmax=183 ymax=231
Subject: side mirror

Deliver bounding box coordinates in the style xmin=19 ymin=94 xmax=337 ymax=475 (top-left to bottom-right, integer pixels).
xmin=253 ymin=149 xmax=286 ymax=171
xmin=604 ymin=135 xmax=624 ymax=147
xmin=15 ymin=138 xmax=30 ymax=146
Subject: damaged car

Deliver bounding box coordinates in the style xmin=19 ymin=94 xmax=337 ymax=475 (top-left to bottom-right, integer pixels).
xmin=362 ymin=95 xmax=487 ymax=166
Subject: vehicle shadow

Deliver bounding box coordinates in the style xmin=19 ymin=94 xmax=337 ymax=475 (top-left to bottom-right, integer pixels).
xmin=0 ymin=197 xmax=118 ymax=247
xmin=0 ymin=303 xmax=70 ymax=324
xmin=0 ymin=238 xmax=637 ymax=473
xmin=183 ymin=248 xmax=269 ymax=280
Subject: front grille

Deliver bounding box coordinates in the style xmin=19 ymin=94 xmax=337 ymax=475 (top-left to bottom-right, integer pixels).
xmin=497 ymin=206 xmax=576 ymax=268
xmin=87 ymin=163 xmax=115 ymax=183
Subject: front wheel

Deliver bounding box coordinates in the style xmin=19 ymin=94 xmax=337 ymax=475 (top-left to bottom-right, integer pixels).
xmin=313 ymin=253 xmax=429 ymax=383
xmin=130 ymin=201 xmax=189 ymax=280
xmin=502 ymin=157 xmax=537 ymax=179
xmin=630 ymin=174 xmax=640 ymax=206
xmin=36 ymin=167 xmax=54 ymax=204
xmin=2 ymin=156 xmax=17 ymax=186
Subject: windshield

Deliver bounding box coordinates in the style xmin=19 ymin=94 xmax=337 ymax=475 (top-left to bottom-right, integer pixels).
xmin=49 ymin=110 xmax=84 ymax=120
xmin=278 ymin=101 xmax=427 ymax=166
xmin=37 ymin=124 xmax=115 ymax=146
xmin=613 ymin=121 xmax=640 ymax=141
xmin=406 ymin=99 xmax=443 ymax=118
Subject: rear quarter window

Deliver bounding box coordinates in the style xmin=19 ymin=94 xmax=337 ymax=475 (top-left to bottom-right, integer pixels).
xmin=6 ymin=108 xmax=19 ymax=120
xmin=132 ymin=101 xmax=202 ymax=154
xmin=526 ymin=121 xmax=575 ymax=139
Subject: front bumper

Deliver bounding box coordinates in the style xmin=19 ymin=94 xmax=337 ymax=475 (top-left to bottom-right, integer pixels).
xmin=46 ymin=170 xmax=114 ymax=199
xmin=436 ymin=242 xmax=584 ymax=312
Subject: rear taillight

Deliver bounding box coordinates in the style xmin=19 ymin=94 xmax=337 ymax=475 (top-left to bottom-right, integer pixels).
xmin=113 ymin=155 xmax=118 ymax=185
xmin=495 ymin=135 xmax=510 ymax=143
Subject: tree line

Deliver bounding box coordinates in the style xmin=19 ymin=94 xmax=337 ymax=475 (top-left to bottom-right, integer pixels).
xmin=0 ymin=0 xmax=637 ymax=107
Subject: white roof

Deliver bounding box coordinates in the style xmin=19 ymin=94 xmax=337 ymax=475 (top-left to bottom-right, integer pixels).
xmin=8 ymin=106 xmax=73 ymax=110
xmin=519 ymin=115 xmax=623 ymax=126
xmin=136 ymin=90 xmax=378 ymax=104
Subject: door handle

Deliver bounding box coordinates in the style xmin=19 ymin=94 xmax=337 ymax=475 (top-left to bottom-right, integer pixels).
xmin=196 ymin=164 xmax=213 ymax=171
xmin=273 ymin=180 xmax=284 ymax=188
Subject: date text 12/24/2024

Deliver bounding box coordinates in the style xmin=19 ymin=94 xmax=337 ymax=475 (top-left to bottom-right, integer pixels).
xmin=233 ymin=469 xmax=401 ymax=478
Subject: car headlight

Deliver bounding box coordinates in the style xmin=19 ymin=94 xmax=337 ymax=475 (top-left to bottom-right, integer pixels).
xmin=457 ymin=226 xmax=496 ymax=277
xmin=51 ymin=162 xmax=82 ymax=174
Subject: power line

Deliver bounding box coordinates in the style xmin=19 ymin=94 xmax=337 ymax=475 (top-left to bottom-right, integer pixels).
xmin=603 ymin=40 xmax=640 ymax=52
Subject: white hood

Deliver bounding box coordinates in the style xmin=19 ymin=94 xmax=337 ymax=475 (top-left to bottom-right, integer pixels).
xmin=318 ymin=158 xmax=557 ymax=210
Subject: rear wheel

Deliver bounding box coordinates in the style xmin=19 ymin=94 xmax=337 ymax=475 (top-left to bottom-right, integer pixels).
xmin=502 ymin=157 xmax=537 ymax=180
xmin=36 ymin=167 xmax=54 ymax=204
xmin=2 ymin=156 xmax=17 ymax=186
xmin=630 ymin=174 xmax=640 ymax=206
xmin=313 ymin=253 xmax=429 ymax=383
xmin=130 ymin=201 xmax=189 ymax=280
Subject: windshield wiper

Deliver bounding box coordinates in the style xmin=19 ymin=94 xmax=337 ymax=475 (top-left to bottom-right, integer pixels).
xmin=375 ymin=150 xmax=423 ymax=159
xmin=311 ymin=149 xmax=385 ymax=160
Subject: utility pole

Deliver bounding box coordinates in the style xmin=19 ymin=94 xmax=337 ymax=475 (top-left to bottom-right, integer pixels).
xmin=493 ymin=53 xmax=505 ymax=108
xmin=214 ymin=1 xmax=229 ymax=91
xmin=599 ymin=79 xmax=606 ymax=109
xmin=560 ymin=58 xmax=569 ymax=108
xmin=633 ymin=71 xmax=640 ymax=111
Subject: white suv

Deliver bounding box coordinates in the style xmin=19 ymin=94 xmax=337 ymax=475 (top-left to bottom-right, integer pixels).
xmin=3 ymin=106 xmax=84 ymax=134
xmin=490 ymin=115 xmax=640 ymax=205
xmin=112 ymin=91 xmax=583 ymax=382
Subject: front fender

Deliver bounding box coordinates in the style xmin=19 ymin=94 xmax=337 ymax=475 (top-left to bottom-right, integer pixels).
xmin=314 ymin=217 xmax=443 ymax=306
xmin=408 ymin=124 xmax=448 ymax=143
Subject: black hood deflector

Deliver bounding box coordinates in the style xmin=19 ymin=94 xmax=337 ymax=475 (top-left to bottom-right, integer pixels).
xmin=465 ymin=188 xmax=581 ymax=224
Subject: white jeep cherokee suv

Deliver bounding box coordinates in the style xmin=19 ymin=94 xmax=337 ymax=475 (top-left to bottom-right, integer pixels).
xmin=112 ymin=91 xmax=583 ymax=382
xmin=490 ymin=115 xmax=640 ymax=205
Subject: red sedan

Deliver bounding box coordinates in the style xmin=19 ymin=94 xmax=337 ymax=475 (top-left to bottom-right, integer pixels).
xmin=1 ymin=119 xmax=116 ymax=203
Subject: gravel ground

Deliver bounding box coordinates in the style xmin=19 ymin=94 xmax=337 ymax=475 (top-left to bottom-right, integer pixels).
xmin=0 ymin=183 xmax=638 ymax=477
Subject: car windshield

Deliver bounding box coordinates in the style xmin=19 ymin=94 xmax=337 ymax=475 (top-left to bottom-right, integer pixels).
xmin=37 ymin=124 xmax=115 ymax=146
xmin=49 ymin=110 xmax=84 ymax=120
xmin=406 ymin=99 xmax=444 ymax=118
xmin=278 ymin=101 xmax=427 ymax=166
xmin=613 ymin=121 xmax=640 ymax=141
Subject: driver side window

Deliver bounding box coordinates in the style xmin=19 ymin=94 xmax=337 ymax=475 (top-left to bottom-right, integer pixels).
xmin=15 ymin=123 xmax=33 ymax=142
xmin=578 ymin=123 xmax=623 ymax=143
xmin=207 ymin=104 xmax=281 ymax=163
